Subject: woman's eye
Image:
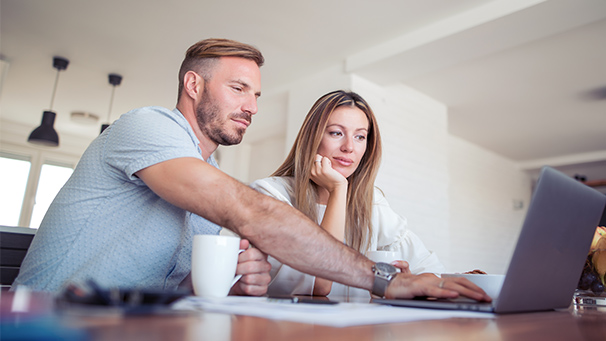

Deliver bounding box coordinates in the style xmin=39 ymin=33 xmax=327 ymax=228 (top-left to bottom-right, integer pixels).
xmin=329 ymin=131 xmax=342 ymax=137
xmin=355 ymin=135 xmax=367 ymax=141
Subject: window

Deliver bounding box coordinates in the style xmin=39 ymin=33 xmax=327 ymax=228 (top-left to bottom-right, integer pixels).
xmin=0 ymin=154 xmax=31 ymax=226
xmin=0 ymin=149 xmax=76 ymax=228
xmin=29 ymin=163 xmax=74 ymax=228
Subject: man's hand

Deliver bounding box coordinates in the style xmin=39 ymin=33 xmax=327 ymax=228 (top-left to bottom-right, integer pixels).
xmin=384 ymin=273 xmax=492 ymax=302
xmin=229 ymin=239 xmax=272 ymax=296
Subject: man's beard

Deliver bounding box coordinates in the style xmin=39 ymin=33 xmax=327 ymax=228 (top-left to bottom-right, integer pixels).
xmin=196 ymin=89 xmax=251 ymax=146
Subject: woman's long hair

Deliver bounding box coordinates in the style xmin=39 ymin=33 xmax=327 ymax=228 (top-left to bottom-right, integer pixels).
xmin=272 ymin=90 xmax=382 ymax=252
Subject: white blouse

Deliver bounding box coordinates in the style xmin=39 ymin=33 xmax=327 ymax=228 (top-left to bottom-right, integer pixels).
xmin=248 ymin=176 xmax=446 ymax=298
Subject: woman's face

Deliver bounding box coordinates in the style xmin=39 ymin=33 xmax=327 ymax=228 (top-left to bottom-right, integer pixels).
xmin=317 ymin=106 xmax=369 ymax=178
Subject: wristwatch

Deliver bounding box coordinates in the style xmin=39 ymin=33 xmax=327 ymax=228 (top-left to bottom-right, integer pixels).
xmin=371 ymin=262 xmax=398 ymax=297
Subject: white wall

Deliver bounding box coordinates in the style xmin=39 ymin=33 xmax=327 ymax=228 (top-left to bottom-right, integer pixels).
xmin=448 ymin=135 xmax=531 ymax=273
xmin=247 ymin=134 xmax=286 ymax=183
xmin=216 ymin=143 xmax=251 ymax=183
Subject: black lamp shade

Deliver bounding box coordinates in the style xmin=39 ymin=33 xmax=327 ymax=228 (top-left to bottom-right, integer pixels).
xmin=28 ymin=111 xmax=60 ymax=146
xmin=100 ymin=123 xmax=110 ymax=134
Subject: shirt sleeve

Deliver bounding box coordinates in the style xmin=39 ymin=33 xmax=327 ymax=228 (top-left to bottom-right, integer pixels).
xmin=372 ymin=190 xmax=446 ymax=275
xmin=249 ymin=177 xmax=295 ymax=206
xmin=103 ymin=107 xmax=202 ymax=181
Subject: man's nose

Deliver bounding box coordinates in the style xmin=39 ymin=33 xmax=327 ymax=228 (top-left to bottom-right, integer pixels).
xmin=242 ymin=95 xmax=258 ymax=116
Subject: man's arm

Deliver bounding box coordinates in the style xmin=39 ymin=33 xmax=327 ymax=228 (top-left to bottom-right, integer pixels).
xmin=136 ymin=157 xmax=375 ymax=291
xmin=136 ymin=157 xmax=491 ymax=301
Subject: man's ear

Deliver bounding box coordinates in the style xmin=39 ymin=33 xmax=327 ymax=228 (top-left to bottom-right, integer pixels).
xmin=182 ymin=71 xmax=202 ymax=100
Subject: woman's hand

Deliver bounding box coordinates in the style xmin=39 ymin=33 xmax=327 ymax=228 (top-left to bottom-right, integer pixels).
xmin=463 ymin=269 xmax=487 ymax=274
xmin=391 ymin=260 xmax=411 ymax=274
xmin=310 ymin=154 xmax=347 ymax=194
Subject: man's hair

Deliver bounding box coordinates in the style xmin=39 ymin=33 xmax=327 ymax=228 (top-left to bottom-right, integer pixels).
xmin=177 ymin=38 xmax=264 ymax=97
xmin=272 ymin=90 xmax=382 ymax=253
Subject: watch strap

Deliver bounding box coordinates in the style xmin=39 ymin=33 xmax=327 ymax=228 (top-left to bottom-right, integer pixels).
xmin=371 ymin=275 xmax=391 ymax=297
xmin=371 ymin=262 xmax=397 ymax=297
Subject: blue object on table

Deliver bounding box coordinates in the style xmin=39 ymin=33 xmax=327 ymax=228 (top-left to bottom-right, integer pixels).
xmin=0 ymin=317 xmax=88 ymax=341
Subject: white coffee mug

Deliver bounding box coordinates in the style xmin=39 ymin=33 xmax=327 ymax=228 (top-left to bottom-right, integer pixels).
xmin=192 ymin=234 xmax=243 ymax=298
xmin=367 ymin=250 xmax=399 ymax=264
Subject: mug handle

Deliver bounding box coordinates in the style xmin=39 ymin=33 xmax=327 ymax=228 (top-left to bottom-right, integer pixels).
xmin=230 ymin=249 xmax=246 ymax=287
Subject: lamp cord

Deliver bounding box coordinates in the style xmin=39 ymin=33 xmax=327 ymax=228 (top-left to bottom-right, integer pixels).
xmin=49 ymin=69 xmax=62 ymax=111
xmin=107 ymin=85 xmax=116 ymax=122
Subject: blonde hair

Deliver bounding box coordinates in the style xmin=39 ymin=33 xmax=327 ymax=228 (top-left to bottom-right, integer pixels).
xmin=272 ymin=90 xmax=382 ymax=252
xmin=177 ymin=38 xmax=264 ymax=97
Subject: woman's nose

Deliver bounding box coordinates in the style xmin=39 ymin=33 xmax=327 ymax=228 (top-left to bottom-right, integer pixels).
xmin=341 ymin=138 xmax=353 ymax=152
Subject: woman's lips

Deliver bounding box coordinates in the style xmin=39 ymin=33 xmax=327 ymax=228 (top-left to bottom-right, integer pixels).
xmin=333 ymin=157 xmax=353 ymax=166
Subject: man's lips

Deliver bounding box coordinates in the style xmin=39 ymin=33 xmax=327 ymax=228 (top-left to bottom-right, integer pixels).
xmin=233 ymin=118 xmax=250 ymax=128
xmin=231 ymin=113 xmax=251 ymax=128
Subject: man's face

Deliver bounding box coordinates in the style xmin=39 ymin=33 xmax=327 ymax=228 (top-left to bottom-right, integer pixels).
xmin=196 ymin=57 xmax=261 ymax=146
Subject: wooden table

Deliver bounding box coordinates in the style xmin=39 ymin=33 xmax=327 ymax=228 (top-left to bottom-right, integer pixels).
xmin=58 ymin=308 xmax=604 ymax=341
xmin=3 ymin=292 xmax=606 ymax=340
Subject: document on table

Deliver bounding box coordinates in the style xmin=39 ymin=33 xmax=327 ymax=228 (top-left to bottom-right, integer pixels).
xmin=172 ymin=296 xmax=493 ymax=327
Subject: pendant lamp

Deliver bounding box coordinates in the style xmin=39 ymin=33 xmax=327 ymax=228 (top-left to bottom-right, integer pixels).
xmin=100 ymin=73 xmax=123 ymax=134
xmin=28 ymin=56 xmax=69 ymax=147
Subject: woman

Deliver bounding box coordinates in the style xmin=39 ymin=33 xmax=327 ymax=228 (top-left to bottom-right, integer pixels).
xmin=249 ymin=90 xmax=445 ymax=297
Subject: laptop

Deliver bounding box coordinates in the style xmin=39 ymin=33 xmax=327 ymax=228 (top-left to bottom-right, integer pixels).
xmin=373 ymin=166 xmax=606 ymax=313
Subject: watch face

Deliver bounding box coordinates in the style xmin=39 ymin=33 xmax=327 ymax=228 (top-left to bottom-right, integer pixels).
xmin=374 ymin=262 xmax=397 ymax=275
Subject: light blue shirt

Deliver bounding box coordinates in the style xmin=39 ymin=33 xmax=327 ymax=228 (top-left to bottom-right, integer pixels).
xmin=14 ymin=107 xmax=222 ymax=292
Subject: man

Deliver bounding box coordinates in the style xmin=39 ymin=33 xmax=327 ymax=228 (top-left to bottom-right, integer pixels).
xmin=15 ymin=39 xmax=489 ymax=302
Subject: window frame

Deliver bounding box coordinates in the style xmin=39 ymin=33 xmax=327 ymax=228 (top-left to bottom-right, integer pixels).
xmin=1 ymin=143 xmax=78 ymax=227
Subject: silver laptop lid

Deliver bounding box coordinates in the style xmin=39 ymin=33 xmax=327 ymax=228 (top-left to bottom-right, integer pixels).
xmin=495 ymin=166 xmax=606 ymax=313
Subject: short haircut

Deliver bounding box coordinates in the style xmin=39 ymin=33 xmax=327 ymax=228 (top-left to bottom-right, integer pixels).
xmin=177 ymin=38 xmax=264 ymax=96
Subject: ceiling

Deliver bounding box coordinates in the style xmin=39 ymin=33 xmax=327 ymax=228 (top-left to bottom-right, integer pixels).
xmin=1 ymin=0 xmax=605 ymax=183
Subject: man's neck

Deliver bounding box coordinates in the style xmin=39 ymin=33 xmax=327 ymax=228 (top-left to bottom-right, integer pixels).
xmin=176 ymin=103 xmax=217 ymax=160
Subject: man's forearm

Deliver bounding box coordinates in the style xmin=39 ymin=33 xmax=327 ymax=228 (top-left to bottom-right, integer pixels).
xmin=137 ymin=157 xmax=375 ymax=291
xmin=239 ymin=190 xmax=374 ymax=291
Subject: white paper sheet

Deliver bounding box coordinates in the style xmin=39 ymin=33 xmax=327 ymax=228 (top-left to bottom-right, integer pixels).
xmin=172 ymin=296 xmax=494 ymax=327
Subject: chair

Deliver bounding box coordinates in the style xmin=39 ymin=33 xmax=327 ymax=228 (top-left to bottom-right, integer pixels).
xmin=0 ymin=226 xmax=36 ymax=287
